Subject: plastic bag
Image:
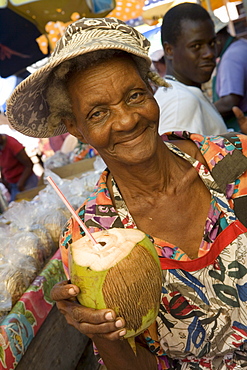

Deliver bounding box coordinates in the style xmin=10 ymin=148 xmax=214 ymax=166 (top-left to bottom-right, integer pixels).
xmin=2 ymin=200 xmax=39 ymax=229
xmin=2 ymin=200 xmax=56 ymax=260
xmin=0 ymin=280 xmax=12 ymax=322
xmin=0 ymin=257 xmax=37 ymax=306
xmin=43 ymin=151 xmax=71 ymax=170
xmin=36 ymin=208 xmax=67 ymax=245
xmin=0 ymin=240 xmax=37 ymax=310
xmin=5 ymin=231 xmax=46 ymax=272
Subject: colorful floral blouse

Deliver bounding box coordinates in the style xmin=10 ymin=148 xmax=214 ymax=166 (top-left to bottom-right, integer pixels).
xmin=60 ymin=132 xmax=247 ymax=369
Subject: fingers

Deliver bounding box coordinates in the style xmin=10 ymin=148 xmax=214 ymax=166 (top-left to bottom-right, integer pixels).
xmin=232 ymin=106 xmax=244 ymax=120
xmin=56 ymin=300 xmax=126 ymax=340
xmin=57 ymin=299 xmax=112 ymax=324
xmin=51 ymin=281 xmax=127 ymax=340
xmin=57 ymin=299 xmax=117 ymax=325
xmin=50 ymin=280 xmax=80 ymax=301
xmin=77 ymin=317 xmax=127 ymax=340
xmin=232 ymin=106 xmax=247 ymax=134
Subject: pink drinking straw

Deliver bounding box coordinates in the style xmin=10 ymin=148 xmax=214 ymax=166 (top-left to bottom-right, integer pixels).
xmin=47 ymin=176 xmax=98 ymax=246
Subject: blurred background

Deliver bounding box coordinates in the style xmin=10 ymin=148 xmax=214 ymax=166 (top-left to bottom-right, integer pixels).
xmin=0 ymin=2 xmax=247 ymax=367
xmin=1 ymin=0 xmax=247 ymax=156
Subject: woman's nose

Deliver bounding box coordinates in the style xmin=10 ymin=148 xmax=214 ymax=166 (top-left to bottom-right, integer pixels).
xmin=112 ymin=105 xmax=139 ymax=131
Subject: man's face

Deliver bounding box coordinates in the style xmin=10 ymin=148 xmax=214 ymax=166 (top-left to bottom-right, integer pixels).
xmin=165 ymin=19 xmax=217 ymax=87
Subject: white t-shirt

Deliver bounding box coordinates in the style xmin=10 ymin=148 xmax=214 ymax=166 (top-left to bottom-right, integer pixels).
xmin=155 ymin=79 xmax=228 ymax=136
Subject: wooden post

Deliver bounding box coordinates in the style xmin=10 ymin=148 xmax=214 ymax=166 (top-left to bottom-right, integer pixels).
xmin=224 ymin=0 xmax=236 ymax=36
xmin=204 ymin=0 xmax=213 ymax=13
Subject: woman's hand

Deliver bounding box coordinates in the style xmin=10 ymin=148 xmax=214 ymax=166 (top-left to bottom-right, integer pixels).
xmin=51 ymin=281 xmax=158 ymax=370
xmin=50 ymin=281 xmax=127 ymax=341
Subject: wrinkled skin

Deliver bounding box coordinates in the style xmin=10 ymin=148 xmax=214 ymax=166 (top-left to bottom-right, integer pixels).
xmin=50 ymin=55 xmax=162 ymax=370
xmin=50 ymin=281 xmax=158 ymax=370
xmin=50 ymin=280 xmax=126 ymax=341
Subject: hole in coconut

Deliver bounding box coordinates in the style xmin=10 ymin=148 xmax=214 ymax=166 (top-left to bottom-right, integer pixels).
xmin=94 ymin=241 xmax=107 ymax=251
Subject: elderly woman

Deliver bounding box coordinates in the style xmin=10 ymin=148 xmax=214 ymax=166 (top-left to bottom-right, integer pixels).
xmin=7 ymin=17 xmax=247 ymax=370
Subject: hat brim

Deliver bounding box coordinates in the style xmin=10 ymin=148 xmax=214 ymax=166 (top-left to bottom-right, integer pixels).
xmin=7 ymin=33 xmax=151 ymax=138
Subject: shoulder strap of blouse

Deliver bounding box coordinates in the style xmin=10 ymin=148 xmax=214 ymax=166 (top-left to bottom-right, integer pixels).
xmin=165 ymin=141 xmax=198 ymax=166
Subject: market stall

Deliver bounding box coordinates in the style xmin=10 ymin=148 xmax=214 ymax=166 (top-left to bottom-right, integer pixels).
xmin=0 ymin=156 xmax=104 ymax=370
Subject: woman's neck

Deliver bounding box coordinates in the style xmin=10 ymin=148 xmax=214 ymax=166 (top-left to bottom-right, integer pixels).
xmin=105 ymin=140 xmax=191 ymax=200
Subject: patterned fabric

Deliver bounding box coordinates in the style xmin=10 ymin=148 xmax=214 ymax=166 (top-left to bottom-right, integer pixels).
xmin=60 ymin=132 xmax=247 ymax=369
xmin=0 ymin=249 xmax=66 ymax=370
xmin=7 ymin=17 xmax=152 ymax=139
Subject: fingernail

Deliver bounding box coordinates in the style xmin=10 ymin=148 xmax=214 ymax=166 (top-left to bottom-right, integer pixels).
xmin=119 ymin=329 xmax=126 ymax=337
xmin=105 ymin=312 xmax=114 ymax=320
xmin=68 ymin=287 xmax=77 ymax=296
xmin=115 ymin=319 xmax=123 ymax=328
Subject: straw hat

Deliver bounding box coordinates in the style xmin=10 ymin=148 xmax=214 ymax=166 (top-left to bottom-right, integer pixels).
xmin=7 ymin=17 xmax=151 ymax=138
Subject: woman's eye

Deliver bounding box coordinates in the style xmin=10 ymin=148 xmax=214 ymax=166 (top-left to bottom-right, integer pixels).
xmin=91 ymin=111 xmax=101 ymax=118
xmin=129 ymin=92 xmax=144 ymax=103
xmin=89 ymin=110 xmax=105 ymax=120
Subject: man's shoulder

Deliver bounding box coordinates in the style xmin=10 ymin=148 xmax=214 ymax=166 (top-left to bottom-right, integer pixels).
xmin=7 ymin=135 xmax=22 ymax=145
xmin=6 ymin=135 xmax=24 ymax=152
xmin=233 ymin=38 xmax=247 ymax=48
xmin=223 ymin=38 xmax=247 ymax=59
xmin=156 ymin=79 xmax=190 ymax=91
xmin=155 ymin=80 xmax=201 ymax=102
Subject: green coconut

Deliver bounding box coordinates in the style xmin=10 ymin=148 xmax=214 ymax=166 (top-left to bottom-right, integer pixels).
xmin=69 ymin=228 xmax=162 ymax=348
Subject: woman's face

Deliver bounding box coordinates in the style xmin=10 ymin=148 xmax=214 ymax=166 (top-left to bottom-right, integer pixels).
xmin=65 ymin=55 xmax=160 ymax=166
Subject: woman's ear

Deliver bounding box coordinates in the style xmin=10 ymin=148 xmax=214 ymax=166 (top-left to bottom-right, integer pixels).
xmin=163 ymin=42 xmax=173 ymax=61
xmin=63 ymin=118 xmax=87 ymax=143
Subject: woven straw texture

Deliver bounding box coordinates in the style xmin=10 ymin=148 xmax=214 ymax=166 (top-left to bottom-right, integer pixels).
xmin=7 ymin=17 xmax=151 ymax=138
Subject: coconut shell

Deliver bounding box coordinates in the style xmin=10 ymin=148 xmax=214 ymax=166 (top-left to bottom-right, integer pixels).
xmin=102 ymin=243 xmax=162 ymax=334
xmin=69 ymin=229 xmax=162 ymax=338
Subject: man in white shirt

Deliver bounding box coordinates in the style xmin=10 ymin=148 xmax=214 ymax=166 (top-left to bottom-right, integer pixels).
xmin=155 ymin=3 xmax=228 ymax=135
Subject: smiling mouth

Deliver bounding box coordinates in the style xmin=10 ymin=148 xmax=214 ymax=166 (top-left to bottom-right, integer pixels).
xmin=117 ymin=128 xmax=149 ymax=146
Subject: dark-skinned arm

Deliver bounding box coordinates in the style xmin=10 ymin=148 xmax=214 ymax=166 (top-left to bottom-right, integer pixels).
xmin=50 ymin=281 xmax=158 ymax=370
xmin=214 ymin=93 xmax=241 ymax=118
xmin=15 ymin=148 xmax=34 ymax=191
